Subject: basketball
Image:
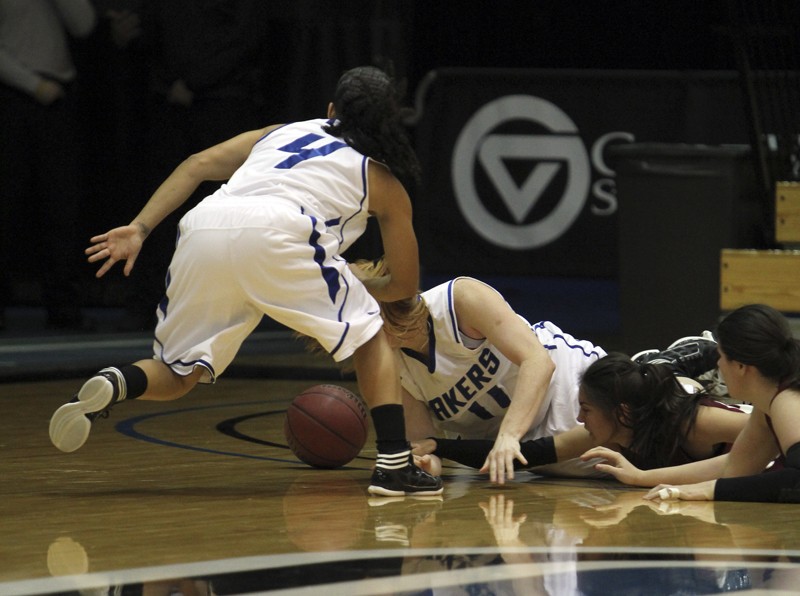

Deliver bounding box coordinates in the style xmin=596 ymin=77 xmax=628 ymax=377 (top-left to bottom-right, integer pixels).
xmin=283 ymin=384 xmax=369 ymax=469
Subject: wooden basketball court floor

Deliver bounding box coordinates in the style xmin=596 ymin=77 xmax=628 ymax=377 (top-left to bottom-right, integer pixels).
xmin=2 ymin=329 xmax=800 ymax=595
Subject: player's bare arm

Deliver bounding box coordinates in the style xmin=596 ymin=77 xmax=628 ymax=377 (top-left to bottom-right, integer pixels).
xmin=455 ymin=279 xmax=555 ymax=482
xmin=584 ymin=447 xmax=730 ymax=487
xmin=719 ymin=409 xmax=780 ymax=478
xmin=770 ymin=388 xmax=800 ymax=454
xmin=364 ymin=162 xmax=419 ymax=302
xmin=87 ymin=126 xmax=278 ymax=278
xmin=681 ymin=404 xmax=748 ymax=460
xmin=642 ymin=410 xmax=781 ymax=502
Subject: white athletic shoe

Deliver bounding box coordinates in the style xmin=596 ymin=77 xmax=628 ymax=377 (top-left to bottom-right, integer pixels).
xmin=49 ymin=367 xmax=126 ymax=453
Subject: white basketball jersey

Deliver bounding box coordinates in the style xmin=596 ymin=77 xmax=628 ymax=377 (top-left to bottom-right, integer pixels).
xmin=154 ymin=119 xmax=385 ymax=380
xmin=213 ymin=118 xmax=370 ymax=252
xmin=398 ymin=278 xmax=606 ymax=440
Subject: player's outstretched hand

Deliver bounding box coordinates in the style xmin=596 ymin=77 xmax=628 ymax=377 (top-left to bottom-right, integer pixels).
xmin=480 ymin=433 xmax=527 ymax=485
xmin=580 ymin=446 xmax=647 ymax=486
xmin=644 ymin=480 xmax=715 ymax=502
xmin=85 ymin=224 xmax=146 ymax=278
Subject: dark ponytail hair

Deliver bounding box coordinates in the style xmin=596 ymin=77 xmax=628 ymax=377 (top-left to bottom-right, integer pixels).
xmin=324 ymin=66 xmax=421 ymax=184
xmin=580 ymin=353 xmax=703 ymax=467
xmin=716 ymin=304 xmax=800 ymax=390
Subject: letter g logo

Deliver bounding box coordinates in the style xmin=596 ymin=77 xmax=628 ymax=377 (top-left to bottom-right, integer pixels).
xmin=452 ymin=95 xmax=590 ymax=249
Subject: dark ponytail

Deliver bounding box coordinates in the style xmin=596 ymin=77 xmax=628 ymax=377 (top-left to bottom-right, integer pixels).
xmin=324 ymin=66 xmax=421 ymax=184
xmin=580 ymin=353 xmax=703 ymax=467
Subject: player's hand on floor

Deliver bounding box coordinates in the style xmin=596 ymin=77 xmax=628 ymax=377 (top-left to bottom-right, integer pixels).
xmin=580 ymin=446 xmax=646 ymax=486
xmin=644 ymin=480 xmax=715 ymax=502
xmin=86 ymin=224 xmax=145 ymax=278
xmin=480 ymin=433 xmax=527 ymax=485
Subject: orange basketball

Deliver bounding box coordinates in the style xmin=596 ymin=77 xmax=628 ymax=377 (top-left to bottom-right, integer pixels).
xmin=283 ymin=384 xmax=368 ymax=468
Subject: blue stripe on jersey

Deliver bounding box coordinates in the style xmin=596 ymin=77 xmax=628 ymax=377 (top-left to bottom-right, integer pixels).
xmin=445 ymin=280 xmax=461 ymax=345
xmin=158 ymin=267 xmax=173 ymax=319
xmin=333 ymin=156 xmax=369 ymax=248
xmin=330 ymin=272 xmax=352 ymax=358
xmin=533 ymin=321 xmax=603 ymax=358
xmin=400 ymin=313 xmax=437 ymax=373
xmin=274 ymin=133 xmax=349 ymax=169
xmin=308 ymin=214 xmax=340 ymax=303
xmin=329 ymin=322 xmax=350 ymax=358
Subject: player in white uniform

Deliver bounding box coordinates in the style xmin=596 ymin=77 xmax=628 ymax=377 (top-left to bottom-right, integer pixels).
xmin=398 ymin=278 xmax=605 ymax=442
xmin=48 ymin=66 xmax=442 ymax=497
xmin=347 ymin=261 xmax=607 ymax=482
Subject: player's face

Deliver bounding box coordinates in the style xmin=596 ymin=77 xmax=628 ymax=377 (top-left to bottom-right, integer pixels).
xmin=577 ymin=393 xmax=618 ymax=444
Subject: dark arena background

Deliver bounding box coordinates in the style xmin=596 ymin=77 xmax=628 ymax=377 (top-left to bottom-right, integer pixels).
xmin=2 ymin=1 xmax=800 ymax=594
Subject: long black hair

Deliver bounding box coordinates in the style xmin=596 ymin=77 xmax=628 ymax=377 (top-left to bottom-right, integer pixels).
xmin=716 ymin=303 xmax=800 ymax=390
xmin=580 ymin=352 xmax=704 ymax=468
xmin=323 ymin=66 xmax=421 ymax=184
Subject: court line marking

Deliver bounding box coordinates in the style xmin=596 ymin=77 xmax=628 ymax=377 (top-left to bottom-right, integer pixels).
xmin=4 ymin=546 xmax=800 ymax=596
xmin=114 ymin=399 xmax=375 ymax=469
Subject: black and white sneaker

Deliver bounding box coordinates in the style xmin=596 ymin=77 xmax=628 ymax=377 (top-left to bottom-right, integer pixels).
xmin=634 ymin=331 xmax=719 ymax=379
xmin=49 ymin=367 xmax=126 ymax=453
xmin=368 ymin=451 xmax=444 ymax=497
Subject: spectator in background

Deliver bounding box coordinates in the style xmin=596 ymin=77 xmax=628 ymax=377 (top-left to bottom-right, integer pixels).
xmin=0 ymin=0 xmax=97 ymax=330
xmin=103 ymin=0 xmax=271 ymax=331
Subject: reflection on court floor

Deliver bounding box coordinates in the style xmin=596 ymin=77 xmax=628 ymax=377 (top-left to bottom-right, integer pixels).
xmin=2 ymin=378 xmax=800 ymax=595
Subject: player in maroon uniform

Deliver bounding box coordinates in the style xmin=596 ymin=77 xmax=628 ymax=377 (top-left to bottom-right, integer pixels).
xmin=642 ymin=304 xmax=800 ymax=503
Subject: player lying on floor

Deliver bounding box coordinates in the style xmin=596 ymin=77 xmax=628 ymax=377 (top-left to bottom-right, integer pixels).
xmin=411 ymin=351 xmax=750 ymax=485
xmin=348 ymin=258 xmax=607 ymax=481
xmin=635 ymin=303 xmax=800 ymax=503
xmin=348 ymin=259 xmax=730 ymax=482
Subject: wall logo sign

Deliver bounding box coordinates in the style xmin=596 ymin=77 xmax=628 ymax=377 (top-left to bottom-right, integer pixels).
xmin=452 ymin=95 xmax=591 ymax=250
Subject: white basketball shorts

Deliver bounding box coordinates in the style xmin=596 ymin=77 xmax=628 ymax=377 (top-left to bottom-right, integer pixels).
xmin=152 ymin=196 xmax=383 ymax=382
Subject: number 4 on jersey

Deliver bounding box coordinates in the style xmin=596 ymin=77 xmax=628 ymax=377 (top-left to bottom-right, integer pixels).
xmin=275 ymin=133 xmax=349 ymax=169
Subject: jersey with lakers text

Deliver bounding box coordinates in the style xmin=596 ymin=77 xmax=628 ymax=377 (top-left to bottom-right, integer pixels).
xmin=398 ymin=278 xmax=606 ymax=440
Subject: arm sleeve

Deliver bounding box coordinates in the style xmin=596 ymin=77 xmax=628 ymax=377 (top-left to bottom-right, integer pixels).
xmin=714 ymin=442 xmax=800 ymax=503
xmin=433 ymin=436 xmax=557 ymax=470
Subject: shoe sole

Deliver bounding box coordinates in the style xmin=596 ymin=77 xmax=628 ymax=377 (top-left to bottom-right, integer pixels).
xmin=368 ymin=495 xmax=444 ymax=506
xmin=49 ymin=376 xmax=115 ymax=453
xmin=631 ymin=348 xmax=659 ymax=362
xmin=367 ymin=485 xmax=444 ymax=497
xmin=667 ymin=335 xmax=714 ymax=350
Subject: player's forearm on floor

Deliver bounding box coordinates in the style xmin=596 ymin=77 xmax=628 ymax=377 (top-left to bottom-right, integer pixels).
xmin=433 ymin=436 xmax=557 ymax=469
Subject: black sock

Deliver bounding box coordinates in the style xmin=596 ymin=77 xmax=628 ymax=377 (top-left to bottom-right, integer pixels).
xmin=120 ymin=364 xmax=148 ymax=400
xmin=370 ymin=404 xmax=409 ymax=454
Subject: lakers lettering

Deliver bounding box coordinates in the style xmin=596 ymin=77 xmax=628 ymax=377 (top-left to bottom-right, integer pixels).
xmin=428 ymin=348 xmax=508 ymax=421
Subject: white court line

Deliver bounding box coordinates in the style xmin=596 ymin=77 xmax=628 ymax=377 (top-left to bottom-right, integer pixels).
xmin=3 ymin=546 xmax=800 ymax=596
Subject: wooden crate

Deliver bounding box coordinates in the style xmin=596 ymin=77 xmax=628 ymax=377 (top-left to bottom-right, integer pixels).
xmin=721 ymin=249 xmax=800 ymax=312
xmin=776 ymin=181 xmax=800 ymax=244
